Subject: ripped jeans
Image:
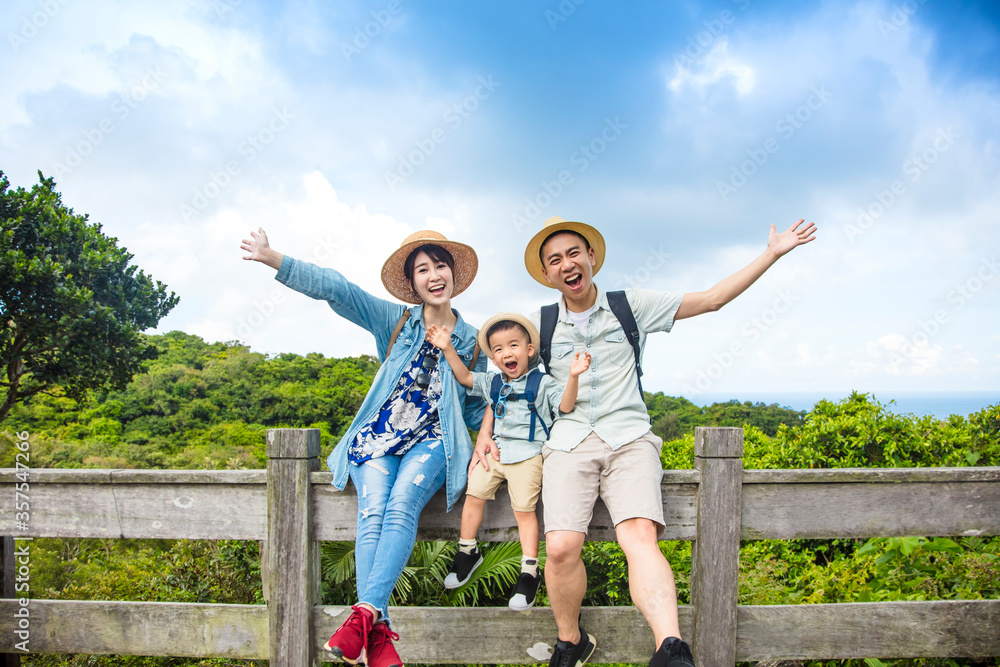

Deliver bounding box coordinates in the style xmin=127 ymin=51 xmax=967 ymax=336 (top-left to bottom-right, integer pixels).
xmin=348 ymin=438 xmax=447 ymax=623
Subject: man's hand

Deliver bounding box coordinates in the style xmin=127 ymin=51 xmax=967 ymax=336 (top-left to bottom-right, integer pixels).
xmin=768 ymin=219 xmax=817 ymax=259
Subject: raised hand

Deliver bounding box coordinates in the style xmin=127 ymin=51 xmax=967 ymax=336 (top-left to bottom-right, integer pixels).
xmin=240 ymin=228 xmax=283 ymax=270
xmin=425 ymin=324 xmax=453 ymax=351
xmin=768 ymin=219 xmax=817 ymax=259
xmin=569 ymin=351 xmax=591 ymax=377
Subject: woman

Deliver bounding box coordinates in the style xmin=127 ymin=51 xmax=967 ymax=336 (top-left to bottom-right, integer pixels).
xmin=241 ymin=228 xmax=486 ymax=667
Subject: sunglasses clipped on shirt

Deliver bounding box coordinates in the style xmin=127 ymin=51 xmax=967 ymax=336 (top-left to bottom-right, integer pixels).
xmin=493 ymin=381 xmax=514 ymax=418
xmin=409 ymin=349 xmax=440 ymax=399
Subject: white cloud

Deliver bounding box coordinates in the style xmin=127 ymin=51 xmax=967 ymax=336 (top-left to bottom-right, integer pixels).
xmin=668 ymin=40 xmax=756 ymax=96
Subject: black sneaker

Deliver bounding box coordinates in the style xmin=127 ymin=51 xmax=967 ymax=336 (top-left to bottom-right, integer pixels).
xmin=548 ymin=625 xmax=596 ymax=667
xmin=508 ymin=570 xmax=541 ymax=611
xmin=648 ymin=637 xmax=694 ymax=667
xmin=443 ymin=547 xmax=483 ymax=589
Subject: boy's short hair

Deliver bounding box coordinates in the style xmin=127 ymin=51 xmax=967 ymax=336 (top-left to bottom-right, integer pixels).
xmin=485 ymin=319 xmax=532 ymax=351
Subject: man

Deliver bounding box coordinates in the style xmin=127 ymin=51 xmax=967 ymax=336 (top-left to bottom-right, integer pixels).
xmin=473 ymin=215 xmax=816 ymax=667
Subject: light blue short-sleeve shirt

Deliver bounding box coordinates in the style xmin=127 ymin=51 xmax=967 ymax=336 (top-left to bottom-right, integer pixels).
xmin=530 ymin=285 xmax=682 ymax=452
xmin=469 ymin=370 xmax=564 ymax=464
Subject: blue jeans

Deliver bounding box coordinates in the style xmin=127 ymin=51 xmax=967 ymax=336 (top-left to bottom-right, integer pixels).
xmin=348 ymin=438 xmax=447 ymax=623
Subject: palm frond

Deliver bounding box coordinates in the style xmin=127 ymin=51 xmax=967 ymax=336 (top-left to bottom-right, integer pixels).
xmin=448 ymin=541 xmax=524 ymax=606
xmin=320 ymin=541 xmax=355 ymax=584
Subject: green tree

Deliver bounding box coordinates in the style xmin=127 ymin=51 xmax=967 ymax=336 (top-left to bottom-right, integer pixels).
xmin=0 ymin=171 xmax=178 ymax=423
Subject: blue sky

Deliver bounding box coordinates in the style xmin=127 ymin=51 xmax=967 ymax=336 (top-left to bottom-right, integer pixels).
xmin=2 ymin=0 xmax=998 ymax=400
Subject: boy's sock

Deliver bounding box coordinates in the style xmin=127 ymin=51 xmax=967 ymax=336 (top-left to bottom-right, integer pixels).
xmin=458 ymin=538 xmax=477 ymax=555
xmin=521 ymin=556 xmax=539 ymax=577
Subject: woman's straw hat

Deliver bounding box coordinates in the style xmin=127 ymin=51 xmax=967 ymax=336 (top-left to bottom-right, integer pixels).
xmin=524 ymin=216 xmax=606 ymax=287
xmin=381 ymin=230 xmax=478 ymax=304
xmin=477 ymin=312 xmax=540 ymax=356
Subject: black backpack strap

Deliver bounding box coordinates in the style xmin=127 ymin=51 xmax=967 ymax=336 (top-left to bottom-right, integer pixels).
xmin=606 ymin=290 xmax=644 ymax=398
xmin=524 ymin=369 xmax=550 ymax=442
xmin=383 ymin=309 xmax=410 ymax=362
xmin=539 ymin=304 xmax=559 ymax=371
xmin=488 ymin=373 xmax=504 ymax=438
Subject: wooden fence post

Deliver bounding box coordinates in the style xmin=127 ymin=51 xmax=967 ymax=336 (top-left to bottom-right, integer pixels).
xmin=691 ymin=427 xmax=743 ymax=667
xmin=267 ymin=428 xmax=322 ymax=667
xmin=2 ymin=536 xmax=20 ymax=667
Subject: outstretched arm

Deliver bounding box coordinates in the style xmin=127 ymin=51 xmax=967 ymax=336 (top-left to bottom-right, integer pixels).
xmin=426 ymin=325 xmax=474 ymax=388
xmin=675 ymin=219 xmax=816 ymax=320
xmin=240 ymin=228 xmax=284 ymax=270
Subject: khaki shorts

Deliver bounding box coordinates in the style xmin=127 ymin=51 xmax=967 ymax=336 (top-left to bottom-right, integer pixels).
xmin=541 ymin=430 xmax=664 ymax=535
xmin=467 ymin=454 xmax=543 ymax=512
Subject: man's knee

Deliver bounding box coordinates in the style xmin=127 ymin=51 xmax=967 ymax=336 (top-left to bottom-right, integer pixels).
xmin=545 ymin=530 xmax=585 ymax=565
xmin=616 ymin=518 xmax=660 ymax=552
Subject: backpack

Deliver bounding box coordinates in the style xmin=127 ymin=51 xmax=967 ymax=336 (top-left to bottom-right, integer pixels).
xmin=489 ymin=369 xmax=550 ymax=442
xmin=384 ymin=310 xmax=481 ymax=370
xmin=538 ymin=290 xmax=645 ymax=397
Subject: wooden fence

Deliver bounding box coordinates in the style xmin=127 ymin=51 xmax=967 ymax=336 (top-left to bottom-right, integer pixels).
xmin=1 ymin=427 xmax=998 ymax=666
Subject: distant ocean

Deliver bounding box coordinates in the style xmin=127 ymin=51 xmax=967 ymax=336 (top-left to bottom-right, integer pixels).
xmin=682 ymin=391 xmax=999 ymax=420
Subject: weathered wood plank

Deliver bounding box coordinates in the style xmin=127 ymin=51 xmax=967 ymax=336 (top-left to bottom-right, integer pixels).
xmin=312 ymin=482 xmax=700 ymax=542
xmin=0 ymin=483 xmax=266 ymax=539
xmin=691 ymin=428 xmax=743 ymax=667
xmin=0 ymin=599 xmax=268 ymax=657
xmin=744 ymin=467 xmax=1000 ymax=484
xmin=742 ymin=481 xmax=1000 ymax=539
xmin=0 ymin=469 xmax=265 ymax=484
xmin=267 ymin=429 xmax=321 ymax=667
xmin=314 ymin=605 xmax=693 ymax=664
xmin=736 ymin=600 xmax=1000 ymax=660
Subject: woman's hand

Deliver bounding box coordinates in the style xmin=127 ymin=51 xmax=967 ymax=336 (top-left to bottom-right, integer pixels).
xmin=470 ymin=406 xmax=500 ymax=475
xmin=241 ymin=227 xmax=284 ymax=270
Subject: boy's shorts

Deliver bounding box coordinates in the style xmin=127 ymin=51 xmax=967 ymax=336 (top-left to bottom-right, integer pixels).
xmin=466 ymin=454 xmax=543 ymax=512
xmin=541 ymin=430 xmax=664 ymax=535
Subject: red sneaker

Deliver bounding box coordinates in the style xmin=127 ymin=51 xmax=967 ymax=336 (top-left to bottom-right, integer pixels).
xmin=367 ymin=622 xmax=403 ymax=667
xmin=323 ymin=605 xmax=375 ymax=664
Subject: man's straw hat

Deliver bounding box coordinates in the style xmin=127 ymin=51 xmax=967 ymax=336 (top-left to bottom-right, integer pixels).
xmin=524 ymin=216 xmax=606 ymax=287
xmin=381 ymin=230 xmax=478 ymax=304
xmin=477 ymin=312 xmax=540 ymax=356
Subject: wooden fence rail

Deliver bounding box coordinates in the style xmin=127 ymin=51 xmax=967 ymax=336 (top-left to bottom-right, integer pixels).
xmin=1 ymin=427 xmax=998 ymax=666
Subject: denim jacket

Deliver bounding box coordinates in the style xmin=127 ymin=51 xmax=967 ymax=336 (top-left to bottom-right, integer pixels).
xmin=275 ymin=256 xmax=487 ymax=511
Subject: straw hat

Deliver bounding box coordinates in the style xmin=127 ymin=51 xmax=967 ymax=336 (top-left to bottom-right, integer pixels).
xmin=478 ymin=312 xmax=540 ymax=357
xmin=524 ymin=216 xmax=606 ymax=287
xmin=381 ymin=230 xmax=478 ymax=304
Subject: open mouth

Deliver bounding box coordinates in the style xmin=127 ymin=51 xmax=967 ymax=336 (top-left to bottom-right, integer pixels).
xmin=565 ymin=273 xmax=583 ymax=290
xmin=505 ymin=361 xmax=518 ymax=373
xmin=428 ymin=284 xmax=446 ymax=296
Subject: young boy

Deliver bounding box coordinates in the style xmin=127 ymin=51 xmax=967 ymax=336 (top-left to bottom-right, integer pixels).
xmin=426 ymin=312 xmax=590 ymax=610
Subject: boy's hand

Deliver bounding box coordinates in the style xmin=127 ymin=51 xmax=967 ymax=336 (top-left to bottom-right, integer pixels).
xmin=569 ymin=351 xmax=591 ymax=377
xmin=425 ymin=324 xmax=452 ymax=351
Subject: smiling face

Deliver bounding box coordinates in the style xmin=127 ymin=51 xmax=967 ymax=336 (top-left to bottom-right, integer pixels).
xmin=486 ymin=323 xmax=535 ymax=380
xmin=406 ymin=248 xmax=455 ymax=306
xmin=539 ymin=231 xmax=598 ymax=310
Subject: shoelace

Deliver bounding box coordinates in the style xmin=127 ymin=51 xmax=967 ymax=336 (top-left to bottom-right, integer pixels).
xmin=341 ymin=605 xmax=373 ymax=645
xmin=369 ymin=624 xmax=400 ymax=655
